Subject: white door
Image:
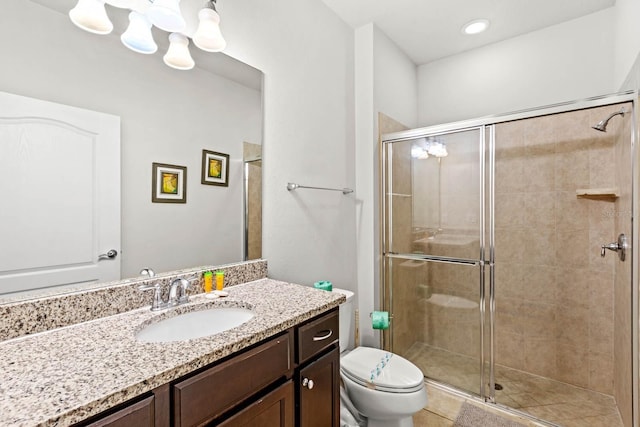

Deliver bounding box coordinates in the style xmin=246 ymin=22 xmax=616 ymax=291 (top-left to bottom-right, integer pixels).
xmin=0 ymin=91 xmax=120 ymax=294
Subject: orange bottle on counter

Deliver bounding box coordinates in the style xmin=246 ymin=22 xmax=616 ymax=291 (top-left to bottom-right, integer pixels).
xmin=203 ymin=271 xmax=213 ymax=293
xmin=215 ymin=270 xmax=224 ymax=291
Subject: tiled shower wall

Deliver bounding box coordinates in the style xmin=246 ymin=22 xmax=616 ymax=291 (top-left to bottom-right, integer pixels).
xmin=494 ymin=103 xmax=629 ymax=395
xmin=243 ymin=142 xmax=262 ymax=260
xmin=613 ymin=104 xmax=633 ymax=427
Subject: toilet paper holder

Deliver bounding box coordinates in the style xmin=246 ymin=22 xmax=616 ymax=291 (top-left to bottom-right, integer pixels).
xmin=370 ymin=311 xmax=392 ymax=330
xmin=369 ymin=312 xmax=394 ymax=320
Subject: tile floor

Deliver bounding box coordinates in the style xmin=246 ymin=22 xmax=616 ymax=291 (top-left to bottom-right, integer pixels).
xmin=406 ymin=342 xmax=623 ymax=427
xmin=413 ymin=383 xmax=547 ymax=427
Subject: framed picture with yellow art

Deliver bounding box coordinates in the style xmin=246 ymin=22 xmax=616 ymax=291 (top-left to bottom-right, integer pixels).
xmin=201 ymin=149 xmax=229 ymax=187
xmin=152 ymin=162 xmax=187 ymax=203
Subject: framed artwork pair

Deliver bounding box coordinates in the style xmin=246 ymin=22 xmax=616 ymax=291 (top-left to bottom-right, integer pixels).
xmin=152 ymin=150 xmax=229 ymax=204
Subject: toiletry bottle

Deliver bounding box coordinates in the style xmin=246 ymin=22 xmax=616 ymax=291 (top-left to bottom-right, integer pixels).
xmin=215 ymin=270 xmax=224 ymax=291
xmin=204 ymin=271 xmax=213 ymax=293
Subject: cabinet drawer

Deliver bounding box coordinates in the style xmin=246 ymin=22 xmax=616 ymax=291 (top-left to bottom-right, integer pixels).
xmin=81 ymin=395 xmax=154 ymax=427
xmin=173 ymin=331 xmax=293 ymax=426
xmin=296 ymin=309 xmax=339 ymax=364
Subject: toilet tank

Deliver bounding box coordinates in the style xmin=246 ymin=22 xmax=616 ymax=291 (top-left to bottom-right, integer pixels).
xmin=332 ymin=288 xmax=354 ymax=352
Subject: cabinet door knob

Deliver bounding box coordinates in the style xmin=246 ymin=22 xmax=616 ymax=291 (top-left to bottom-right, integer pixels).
xmin=302 ymin=377 xmax=315 ymax=389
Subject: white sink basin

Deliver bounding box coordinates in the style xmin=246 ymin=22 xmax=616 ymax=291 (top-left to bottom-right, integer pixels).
xmin=135 ymin=307 xmax=255 ymax=343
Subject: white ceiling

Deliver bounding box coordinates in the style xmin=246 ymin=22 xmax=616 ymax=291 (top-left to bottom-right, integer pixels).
xmin=321 ymin=0 xmax=616 ymax=65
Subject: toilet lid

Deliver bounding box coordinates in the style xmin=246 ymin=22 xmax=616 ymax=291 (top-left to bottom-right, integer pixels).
xmin=340 ymin=347 xmax=424 ymax=393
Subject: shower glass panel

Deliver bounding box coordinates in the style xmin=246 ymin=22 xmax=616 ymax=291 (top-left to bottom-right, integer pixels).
xmin=387 ymin=256 xmax=483 ymax=395
xmin=384 ymin=127 xmax=486 ymax=398
xmin=382 ymin=93 xmax=637 ymax=427
xmin=385 ymin=129 xmax=483 ymax=261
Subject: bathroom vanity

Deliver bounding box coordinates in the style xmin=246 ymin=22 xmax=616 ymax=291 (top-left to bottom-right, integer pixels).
xmin=0 ymin=277 xmax=344 ymax=427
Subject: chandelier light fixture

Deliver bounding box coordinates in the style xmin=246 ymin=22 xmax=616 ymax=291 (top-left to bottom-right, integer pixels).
xmin=411 ymin=137 xmax=449 ymax=159
xmin=68 ymin=0 xmax=226 ymax=71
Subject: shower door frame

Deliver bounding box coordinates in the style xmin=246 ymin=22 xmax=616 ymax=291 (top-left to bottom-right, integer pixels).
xmin=380 ymin=90 xmax=639 ymax=427
xmin=382 ymin=124 xmax=490 ymax=398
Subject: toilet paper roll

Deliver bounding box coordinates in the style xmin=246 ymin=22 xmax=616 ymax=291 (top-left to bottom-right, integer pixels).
xmin=313 ymin=281 xmax=333 ymax=291
xmin=371 ymin=311 xmax=389 ymax=330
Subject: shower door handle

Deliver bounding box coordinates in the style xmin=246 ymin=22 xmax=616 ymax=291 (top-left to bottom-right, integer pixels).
xmin=600 ymin=234 xmax=628 ymax=261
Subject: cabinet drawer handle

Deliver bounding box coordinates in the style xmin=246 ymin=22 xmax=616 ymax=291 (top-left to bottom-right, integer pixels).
xmin=312 ymin=329 xmax=333 ymax=341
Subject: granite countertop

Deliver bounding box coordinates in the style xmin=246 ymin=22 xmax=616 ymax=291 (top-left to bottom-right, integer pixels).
xmin=0 ymin=279 xmax=345 ymax=427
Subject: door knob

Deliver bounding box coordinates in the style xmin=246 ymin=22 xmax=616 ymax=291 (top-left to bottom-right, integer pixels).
xmin=98 ymin=249 xmax=118 ymax=260
xmin=600 ymin=234 xmax=628 ymax=261
xmin=301 ymin=377 xmax=314 ymax=389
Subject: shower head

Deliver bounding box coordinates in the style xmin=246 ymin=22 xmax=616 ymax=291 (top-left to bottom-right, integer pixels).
xmin=592 ymin=108 xmax=626 ymax=132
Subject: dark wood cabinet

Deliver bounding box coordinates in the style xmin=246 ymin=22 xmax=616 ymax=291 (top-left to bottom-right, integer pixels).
xmin=173 ymin=331 xmax=293 ymax=426
xmin=73 ymin=308 xmax=340 ymax=427
xmin=296 ymin=309 xmax=339 ymax=364
xmin=216 ymin=381 xmax=294 ymax=427
xmin=294 ymin=308 xmax=340 ymax=427
xmin=296 ymin=346 xmax=340 ymax=427
xmin=79 ymin=395 xmax=155 ymax=427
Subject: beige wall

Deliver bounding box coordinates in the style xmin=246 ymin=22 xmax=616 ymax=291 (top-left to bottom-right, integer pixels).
xmin=613 ymin=104 xmax=634 ymax=427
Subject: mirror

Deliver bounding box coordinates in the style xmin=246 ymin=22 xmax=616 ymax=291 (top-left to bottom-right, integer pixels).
xmin=0 ymin=0 xmax=262 ymax=302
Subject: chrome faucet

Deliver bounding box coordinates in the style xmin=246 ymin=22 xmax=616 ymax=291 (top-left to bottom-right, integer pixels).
xmin=138 ymin=268 xmax=192 ymax=311
xmin=168 ymin=277 xmax=190 ymax=305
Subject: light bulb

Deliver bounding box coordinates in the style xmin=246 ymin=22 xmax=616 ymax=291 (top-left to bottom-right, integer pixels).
xmin=69 ymin=0 xmax=113 ymax=35
xmin=146 ymin=0 xmax=186 ymax=33
xmin=428 ymin=141 xmax=448 ymax=157
xmin=193 ymin=8 xmax=226 ymax=52
xmin=411 ymin=146 xmax=429 ymax=159
xmin=121 ymin=11 xmax=158 ymax=54
xmin=163 ymin=33 xmax=195 ymax=70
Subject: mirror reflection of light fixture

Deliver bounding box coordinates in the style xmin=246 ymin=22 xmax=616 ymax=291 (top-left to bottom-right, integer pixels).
xmin=193 ymin=2 xmax=226 ymax=52
xmin=411 ymin=145 xmax=429 ymax=160
xmin=69 ymin=0 xmax=114 ymax=35
xmin=411 ymin=137 xmax=448 ymax=159
xmin=68 ymin=0 xmax=227 ymax=71
xmin=428 ymin=140 xmax=448 ymax=157
xmin=163 ymin=32 xmax=195 ymax=70
xmin=121 ymin=11 xmax=158 ymax=54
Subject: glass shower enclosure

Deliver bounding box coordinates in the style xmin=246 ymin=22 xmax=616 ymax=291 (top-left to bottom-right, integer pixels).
xmin=381 ymin=92 xmax=638 ymax=427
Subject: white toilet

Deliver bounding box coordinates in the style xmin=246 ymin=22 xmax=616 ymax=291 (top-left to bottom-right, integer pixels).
xmin=334 ymin=288 xmax=427 ymax=427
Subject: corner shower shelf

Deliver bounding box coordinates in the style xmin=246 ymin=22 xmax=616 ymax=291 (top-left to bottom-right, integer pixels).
xmin=575 ymin=188 xmax=619 ymax=201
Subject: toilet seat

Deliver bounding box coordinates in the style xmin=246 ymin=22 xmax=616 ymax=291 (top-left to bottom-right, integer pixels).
xmin=340 ymin=347 xmax=424 ymax=393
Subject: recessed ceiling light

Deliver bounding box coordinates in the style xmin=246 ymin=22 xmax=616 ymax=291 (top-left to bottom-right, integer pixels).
xmin=462 ymin=19 xmax=490 ymax=35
